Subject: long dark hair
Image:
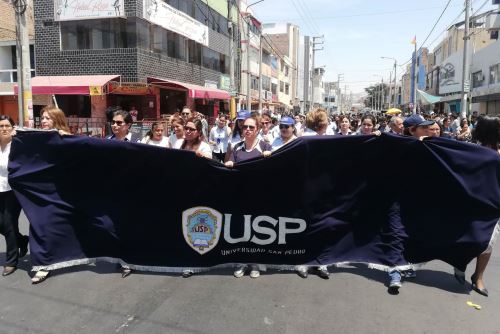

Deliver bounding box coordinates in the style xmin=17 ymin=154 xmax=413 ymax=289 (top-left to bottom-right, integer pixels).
xmin=181 ymin=118 xmax=204 ymax=149
xmin=145 ymin=122 xmax=164 ymax=141
xmin=472 ymin=115 xmax=500 ymax=150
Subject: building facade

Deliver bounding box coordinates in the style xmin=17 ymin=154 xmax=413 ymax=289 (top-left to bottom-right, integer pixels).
xmin=0 ymin=0 xmax=35 ymax=123
xmin=33 ymin=0 xmax=235 ymax=121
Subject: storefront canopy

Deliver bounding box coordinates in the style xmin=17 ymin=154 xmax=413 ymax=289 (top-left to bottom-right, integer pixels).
xmin=147 ymin=77 xmax=230 ymax=100
xmin=14 ymin=75 xmax=120 ymax=95
xmin=417 ymin=89 xmax=442 ymax=104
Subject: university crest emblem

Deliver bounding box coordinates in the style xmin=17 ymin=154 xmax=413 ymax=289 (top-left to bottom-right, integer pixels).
xmin=182 ymin=207 xmax=223 ymax=255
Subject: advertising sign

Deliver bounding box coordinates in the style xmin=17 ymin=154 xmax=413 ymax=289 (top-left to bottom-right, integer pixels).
xmin=143 ymin=0 xmax=209 ymax=46
xmin=54 ymin=0 xmax=125 ymax=21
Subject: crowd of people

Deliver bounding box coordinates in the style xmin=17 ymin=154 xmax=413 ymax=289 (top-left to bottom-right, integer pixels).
xmin=0 ymin=106 xmax=498 ymax=295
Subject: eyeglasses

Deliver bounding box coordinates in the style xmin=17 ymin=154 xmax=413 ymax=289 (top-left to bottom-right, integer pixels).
xmin=261 ymin=121 xmax=270 ymax=125
xmin=242 ymin=125 xmax=256 ymax=130
xmin=279 ymin=124 xmax=291 ymax=129
xmin=111 ymin=120 xmax=126 ymax=126
xmin=184 ymin=126 xmax=197 ymax=132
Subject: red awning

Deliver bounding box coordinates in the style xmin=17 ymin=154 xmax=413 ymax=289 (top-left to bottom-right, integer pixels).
xmin=14 ymin=75 xmax=120 ymax=95
xmin=147 ymin=77 xmax=230 ymax=100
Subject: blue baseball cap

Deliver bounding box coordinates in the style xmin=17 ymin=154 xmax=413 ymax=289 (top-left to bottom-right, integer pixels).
xmin=403 ymin=114 xmax=435 ymax=128
xmin=280 ymin=116 xmax=295 ymax=125
xmin=236 ymin=110 xmax=251 ymax=120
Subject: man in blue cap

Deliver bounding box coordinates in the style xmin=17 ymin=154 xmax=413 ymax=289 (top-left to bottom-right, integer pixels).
xmin=403 ymin=114 xmax=435 ymax=138
xmin=271 ymin=116 xmax=297 ymax=151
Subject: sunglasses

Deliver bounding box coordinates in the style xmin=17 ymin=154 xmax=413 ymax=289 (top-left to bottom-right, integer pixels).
xmin=261 ymin=121 xmax=270 ymax=125
xmin=182 ymin=112 xmax=190 ymax=116
xmin=279 ymin=124 xmax=291 ymax=129
xmin=184 ymin=127 xmax=197 ymax=132
xmin=242 ymin=125 xmax=256 ymax=130
xmin=111 ymin=120 xmax=125 ymax=126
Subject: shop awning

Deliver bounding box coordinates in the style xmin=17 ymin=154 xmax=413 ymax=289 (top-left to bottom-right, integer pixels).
xmin=417 ymin=89 xmax=441 ymax=104
xmin=14 ymin=75 xmax=120 ymax=95
xmin=147 ymin=77 xmax=230 ymax=100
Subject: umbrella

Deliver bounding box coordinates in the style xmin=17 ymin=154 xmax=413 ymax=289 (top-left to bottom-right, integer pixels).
xmin=385 ymin=108 xmax=402 ymax=115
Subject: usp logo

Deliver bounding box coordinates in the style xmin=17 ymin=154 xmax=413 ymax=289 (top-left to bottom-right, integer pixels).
xmin=182 ymin=207 xmax=222 ymax=255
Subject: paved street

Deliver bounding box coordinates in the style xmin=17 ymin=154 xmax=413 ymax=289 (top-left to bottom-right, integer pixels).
xmin=0 ymin=214 xmax=498 ymax=334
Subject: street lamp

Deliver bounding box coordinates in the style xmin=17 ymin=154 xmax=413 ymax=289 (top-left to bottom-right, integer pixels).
xmin=381 ymin=57 xmax=398 ymax=108
xmin=244 ymin=0 xmax=265 ymax=112
xmin=372 ymin=74 xmax=383 ymax=112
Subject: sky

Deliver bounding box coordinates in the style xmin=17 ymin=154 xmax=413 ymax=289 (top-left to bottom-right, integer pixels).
xmin=252 ymin=0 xmax=497 ymax=95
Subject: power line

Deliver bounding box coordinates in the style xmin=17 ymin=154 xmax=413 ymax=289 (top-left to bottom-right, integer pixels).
xmin=400 ymin=0 xmax=453 ymax=66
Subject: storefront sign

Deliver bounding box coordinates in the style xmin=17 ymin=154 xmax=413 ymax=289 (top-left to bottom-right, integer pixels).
xmin=219 ymin=75 xmax=230 ymax=91
xmin=33 ymin=95 xmax=53 ymax=106
xmin=109 ymin=83 xmax=152 ymax=95
xmin=89 ymin=86 xmax=103 ymax=96
xmin=143 ymin=0 xmax=209 ymax=46
xmin=54 ymin=0 xmax=125 ymax=21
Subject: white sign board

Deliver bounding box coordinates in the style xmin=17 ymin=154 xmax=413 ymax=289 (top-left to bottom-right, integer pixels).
xmin=143 ymin=0 xmax=209 ymax=46
xmin=54 ymin=0 xmax=125 ymax=21
xmin=439 ymin=51 xmax=463 ymax=95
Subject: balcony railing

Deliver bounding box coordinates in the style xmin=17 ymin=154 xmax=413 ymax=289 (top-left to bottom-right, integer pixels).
xmin=0 ymin=69 xmax=36 ymax=83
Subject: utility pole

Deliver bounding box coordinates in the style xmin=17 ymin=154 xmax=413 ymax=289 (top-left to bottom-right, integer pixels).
xmin=412 ymin=41 xmax=418 ymax=114
xmin=388 ymin=71 xmax=393 ymax=109
xmin=258 ymin=34 xmax=263 ymax=112
xmin=246 ymin=16 xmax=252 ymax=111
xmin=344 ymin=85 xmax=347 ymax=113
xmin=379 ymin=78 xmax=384 ymax=112
xmin=460 ymin=0 xmax=471 ymax=120
xmin=228 ymin=0 xmax=236 ymax=118
xmin=393 ymin=60 xmax=397 ymax=107
xmin=13 ymin=0 xmax=33 ymax=127
xmin=337 ymin=73 xmax=344 ymax=113
xmin=311 ymin=35 xmax=324 ymax=110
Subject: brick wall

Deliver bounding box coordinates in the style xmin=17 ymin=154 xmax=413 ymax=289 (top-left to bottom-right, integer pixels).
xmin=34 ymin=0 xmax=230 ymax=86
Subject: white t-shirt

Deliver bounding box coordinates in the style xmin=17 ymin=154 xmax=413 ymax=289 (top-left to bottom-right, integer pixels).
xmin=175 ymin=139 xmax=212 ymax=159
xmin=302 ymin=128 xmax=318 ymax=136
xmin=271 ymin=135 xmax=297 ymax=152
xmin=209 ymin=126 xmax=230 ymax=153
xmin=140 ymin=136 xmax=169 ymax=147
xmin=0 ymin=142 xmax=11 ymax=192
xmin=169 ymin=133 xmax=183 ymax=148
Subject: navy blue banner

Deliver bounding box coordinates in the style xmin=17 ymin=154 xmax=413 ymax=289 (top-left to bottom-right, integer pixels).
xmin=8 ymin=131 xmax=500 ymax=273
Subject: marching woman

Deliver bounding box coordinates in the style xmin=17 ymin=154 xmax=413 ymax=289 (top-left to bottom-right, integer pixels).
xmin=271 ymin=116 xmax=297 ymax=151
xmin=177 ymin=119 xmax=212 ymax=278
xmin=225 ymin=110 xmax=250 ymax=162
xmin=0 ymin=116 xmax=28 ymax=277
xmin=32 ymin=107 xmax=72 ymax=283
xmin=140 ymin=122 xmax=169 ymax=147
xmin=225 ymin=114 xmax=272 ymax=278
xmin=357 ymin=114 xmax=382 ymax=136
xmin=168 ymin=116 xmax=185 ymax=149
xmin=466 ymin=115 xmax=500 ymax=296
xmin=336 ymin=115 xmax=352 ymax=136
xmin=178 ymin=119 xmax=212 ymax=158
xmin=105 ymin=109 xmax=134 ymax=278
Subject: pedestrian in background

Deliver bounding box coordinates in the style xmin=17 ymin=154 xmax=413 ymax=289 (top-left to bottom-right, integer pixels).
xmin=168 ymin=116 xmax=185 ymax=149
xmin=0 ymin=116 xmax=28 ymax=278
xmin=107 ymin=110 xmax=132 ymax=142
xmin=140 ymin=122 xmax=168 ymax=147
xmin=209 ymin=114 xmax=230 ymax=163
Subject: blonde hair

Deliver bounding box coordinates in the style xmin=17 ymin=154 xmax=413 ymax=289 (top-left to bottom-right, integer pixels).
xmin=305 ymin=109 xmax=328 ymax=132
xmin=41 ymin=107 xmax=70 ymax=133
